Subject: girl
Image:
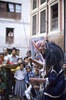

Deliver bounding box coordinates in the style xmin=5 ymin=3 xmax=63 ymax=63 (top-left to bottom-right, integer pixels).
xmin=14 ymin=61 xmax=26 ymax=100
xmin=30 ymin=42 xmax=65 ymax=100
xmin=25 ymin=65 xmax=36 ymax=100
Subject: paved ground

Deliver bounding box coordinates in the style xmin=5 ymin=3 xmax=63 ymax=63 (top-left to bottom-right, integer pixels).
xmin=9 ymin=97 xmax=27 ymax=100
xmin=9 ymin=96 xmax=27 ymax=100
xmin=9 ymin=97 xmax=18 ymax=100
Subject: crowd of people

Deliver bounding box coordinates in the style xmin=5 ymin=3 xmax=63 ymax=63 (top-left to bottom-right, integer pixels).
xmin=0 ymin=41 xmax=66 ymax=100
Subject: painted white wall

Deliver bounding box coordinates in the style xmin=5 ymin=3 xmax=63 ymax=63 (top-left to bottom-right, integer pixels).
xmin=0 ymin=0 xmax=30 ymax=57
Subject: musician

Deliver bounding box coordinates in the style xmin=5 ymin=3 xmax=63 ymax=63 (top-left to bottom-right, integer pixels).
xmin=29 ymin=42 xmax=65 ymax=100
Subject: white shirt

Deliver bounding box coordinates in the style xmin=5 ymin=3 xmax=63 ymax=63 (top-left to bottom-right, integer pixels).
xmin=8 ymin=54 xmax=18 ymax=64
xmin=14 ymin=68 xmax=26 ymax=80
xmin=4 ymin=54 xmax=10 ymax=61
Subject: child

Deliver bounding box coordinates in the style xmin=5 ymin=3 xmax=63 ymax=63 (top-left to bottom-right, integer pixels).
xmin=14 ymin=61 xmax=26 ymax=100
xmin=24 ymin=56 xmax=33 ymax=70
xmin=24 ymin=57 xmax=29 ymax=66
xmin=30 ymin=42 xmax=65 ymax=100
xmin=14 ymin=58 xmax=23 ymax=71
xmin=25 ymin=65 xmax=36 ymax=100
xmin=34 ymin=66 xmax=40 ymax=78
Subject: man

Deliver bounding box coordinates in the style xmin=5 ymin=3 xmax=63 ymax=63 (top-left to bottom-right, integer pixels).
xmin=3 ymin=48 xmax=9 ymax=61
xmin=8 ymin=47 xmax=18 ymax=64
xmin=7 ymin=48 xmax=18 ymax=97
xmin=16 ymin=49 xmax=22 ymax=59
xmin=26 ymin=50 xmax=31 ymax=57
xmin=16 ymin=49 xmax=20 ymax=56
xmin=0 ymin=48 xmax=10 ymax=100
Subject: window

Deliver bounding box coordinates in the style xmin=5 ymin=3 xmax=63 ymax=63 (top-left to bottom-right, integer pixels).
xmin=15 ymin=4 xmax=21 ymax=13
xmin=7 ymin=3 xmax=14 ymax=12
xmin=0 ymin=2 xmax=6 ymax=11
xmin=32 ymin=15 xmax=36 ymax=35
xmin=51 ymin=3 xmax=58 ymax=31
xmin=33 ymin=0 xmax=37 ymax=9
xmin=7 ymin=3 xmax=21 ymax=13
xmin=41 ymin=0 xmax=46 ymax=4
xmin=6 ymin=28 xmax=14 ymax=44
xmin=0 ymin=1 xmax=21 ymax=20
xmin=40 ymin=10 xmax=46 ymax=33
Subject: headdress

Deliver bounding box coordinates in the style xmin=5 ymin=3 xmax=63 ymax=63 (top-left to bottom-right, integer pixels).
xmin=43 ymin=42 xmax=64 ymax=69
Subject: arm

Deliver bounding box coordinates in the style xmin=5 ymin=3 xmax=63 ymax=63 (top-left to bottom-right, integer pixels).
xmin=14 ymin=71 xmax=18 ymax=79
xmin=29 ymin=77 xmax=46 ymax=84
xmin=0 ymin=64 xmax=19 ymax=69
xmin=63 ymin=64 xmax=66 ymax=69
xmin=25 ymin=73 xmax=29 ymax=84
xmin=29 ymin=58 xmax=43 ymax=68
xmin=29 ymin=71 xmax=57 ymax=85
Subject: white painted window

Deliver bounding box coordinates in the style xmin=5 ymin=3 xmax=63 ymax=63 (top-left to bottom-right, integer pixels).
xmin=16 ymin=4 xmax=21 ymax=13
xmin=8 ymin=3 xmax=14 ymax=12
xmin=32 ymin=0 xmax=37 ymax=10
xmin=32 ymin=15 xmax=36 ymax=35
xmin=40 ymin=10 xmax=46 ymax=33
xmin=51 ymin=3 xmax=58 ymax=31
xmin=40 ymin=0 xmax=46 ymax=4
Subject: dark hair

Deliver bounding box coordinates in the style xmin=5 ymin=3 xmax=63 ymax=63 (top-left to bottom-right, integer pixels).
xmin=17 ymin=58 xmax=22 ymax=62
xmin=43 ymin=42 xmax=64 ymax=69
xmin=24 ymin=56 xmax=28 ymax=60
xmin=17 ymin=49 xmax=20 ymax=52
xmin=27 ymin=50 xmax=31 ymax=54
xmin=26 ymin=65 xmax=31 ymax=70
xmin=26 ymin=50 xmax=31 ymax=57
xmin=12 ymin=47 xmax=17 ymax=52
xmin=19 ymin=61 xmax=25 ymax=67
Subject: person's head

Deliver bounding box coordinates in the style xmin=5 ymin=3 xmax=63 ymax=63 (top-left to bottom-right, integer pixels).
xmin=24 ymin=56 xmax=29 ymax=65
xmin=38 ymin=40 xmax=48 ymax=55
xmin=26 ymin=50 xmax=31 ymax=57
xmin=19 ymin=61 xmax=25 ymax=70
xmin=17 ymin=49 xmax=20 ymax=56
xmin=12 ymin=47 xmax=17 ymax=56
xmin=35 ymin=54 xmax=42 ymax=61
xmin=3 ymin=48 xmax=8 ymax=55
xmin=17 ymin=58 xmax=23 ymax=64
xmin=43 ymin=42 xmax=64 ymax=70
xmin=34 ymin=67 xmax=39 ymax=72
xmin=26 ymin=65 xmax=31 ymax=73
